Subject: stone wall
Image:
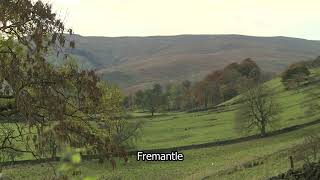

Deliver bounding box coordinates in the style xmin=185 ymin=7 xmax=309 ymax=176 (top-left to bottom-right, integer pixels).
xmin=268 ymin=162 xmax=320 ymax=180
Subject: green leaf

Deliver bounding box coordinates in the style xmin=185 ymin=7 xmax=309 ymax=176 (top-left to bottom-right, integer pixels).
xmin=71 ymin=153 xmax=81 ymax=164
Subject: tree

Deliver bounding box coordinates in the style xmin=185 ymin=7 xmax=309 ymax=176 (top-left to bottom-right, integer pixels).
xmin=165 ymin=83 xmax=183 ymax=111
xmin=291 ymin=135 xmax=320 ymax=164
xmin=208 ymin=81 xmax=222 ymax=106
xmin=134 ymin=90 xmax=145 ymax=111
xmin=220 ymin=84 xmax=238 ymax=101
xmin=181 ymin=80 xmax=193 ymax=110
xmin=143 ymin=84 xmax=164 ymax=116
xmin=193 ymin=80 xmax=211 ymax=108
xmin=238 ymin=58 xmax=261 ymax=81
xmin=164 ymin=83 xmax=173 ymax=111
xmin=0 ymin=0 xmax=127 ymax=164
xmin=123 ymin=95 xmax=134 ymax=110
xmin=221 ymin=67 xmax=242 ymax=87
xmin=281 ymin=63 xmax=310 ymax=89
xmin=199 ymin=58 xmax=262 ymax=105
xmin=235 ymin=84 xmax=280 ymax=137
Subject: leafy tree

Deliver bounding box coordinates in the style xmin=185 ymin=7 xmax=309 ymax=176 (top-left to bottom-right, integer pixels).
xmin=235 ymin=83 xmax=280 ymax=137
xmin=197 ymin=58 xmax=262 ymax=106
xmin=204 ymin=70 xmax=223 ymax=82
xmin=238 ymin=58 xmax=261 ymax=81
xmin=220 ymin=84 xmax=238 ymax=101
xmin=182 ymin=80 xmax=191 ymax=89
xmin=181 ymin=80 xmax=193 ymax=110
xmin=163 ymin=83 xmax=173 ymax=111
xmin=221 ymin=67 xmax=242 ymax=87
xmin=193 ymin=80 xmax=223 ymax=108
xmin=281 ymin=63 xmax=310 ymax=89
xmin=0 ymin=0 xmax=128 ymax=164
xmin=143 ymin=84 xmax=165 ymax=116
xmin=123 ymin=95 xmax=134 ymax=110
xmin=207 ymin=81 xmax=222 ymax=106
xmin=193 ymin=80 xmax=211 ymax=108
xmin=134 ymin=90 xmax=145 ymax=110
xmin=133 ymin=59 xmax=264 ymax=112
xmin=165 ymin=83 xmax=183 ymax=111
xmin=153 ymin=83 xmax=162 ymax=96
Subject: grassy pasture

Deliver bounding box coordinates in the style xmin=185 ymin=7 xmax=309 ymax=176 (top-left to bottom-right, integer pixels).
xmin=130 ymin=70 xmax=320 ymax=150
xmin=4 ymin=122 xmax=320 ymax=180
xmin=2 ymin=69 xmax=320 ymax=179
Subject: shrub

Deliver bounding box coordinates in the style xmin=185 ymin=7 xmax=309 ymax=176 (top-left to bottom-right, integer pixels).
xmin=281 ymin=63 xmax=310 ymax=89
xmin=291 ymin=135 xmax=320 ymax=164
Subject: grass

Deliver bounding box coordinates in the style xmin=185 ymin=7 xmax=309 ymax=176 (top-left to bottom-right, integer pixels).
xmin=2 ymin=69 xmax=320 ymax=179
xmin=4 ymin=121 xmax=320 ymax=180
xmin=130 ymin=71 xmax=320 ymax=150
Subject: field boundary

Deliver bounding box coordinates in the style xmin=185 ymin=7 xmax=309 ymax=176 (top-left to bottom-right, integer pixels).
xmin=131 ymin=118 xmax=320 ymax=153
xmin=1 ymin=118 xmax=320 ymax=167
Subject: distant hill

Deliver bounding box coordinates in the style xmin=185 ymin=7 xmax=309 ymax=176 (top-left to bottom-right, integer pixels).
xmin=67 ymin=34 xmax=320 ymax=93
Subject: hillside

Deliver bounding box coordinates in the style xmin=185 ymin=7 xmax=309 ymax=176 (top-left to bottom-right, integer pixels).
xmin=4 ymin=68 xmax=320 ymax=180
xmin=67 ymin=34 xmax=320 ymax=92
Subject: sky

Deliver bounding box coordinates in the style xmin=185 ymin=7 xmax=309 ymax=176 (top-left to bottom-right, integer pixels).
xmin=44 ymin=0 xmax=320 ymax=40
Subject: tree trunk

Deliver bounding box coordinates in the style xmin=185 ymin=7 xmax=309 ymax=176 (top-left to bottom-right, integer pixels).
xmin=289 ymin=156 xmax=294 ymax=169
xmin=204 ymin=96 xmax=208 ymax=109
xmin=260 ymin=121 xmax=266 ymax=137
xmin=51 ymin=146 xmax=57 ymax=160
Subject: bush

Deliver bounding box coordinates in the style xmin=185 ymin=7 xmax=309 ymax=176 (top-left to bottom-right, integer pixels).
xmin=268 ymin=162 xmax=320 ymax=180
xmin=311 ymin=56 xmax=320 ymax=68
xmin=281 ymin=63 xmax=310 ymax=89
xmin=291 ymin=135 xmax=320 ymax=164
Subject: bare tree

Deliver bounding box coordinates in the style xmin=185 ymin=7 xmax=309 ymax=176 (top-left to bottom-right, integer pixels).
xmin=235 ymin=83 xmax=280 ymax=137
xmin=291 ymin=134 xmax=320 ymax=164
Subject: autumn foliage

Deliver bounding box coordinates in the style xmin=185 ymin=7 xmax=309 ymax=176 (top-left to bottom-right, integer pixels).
xmin=281 ymin=63 xmax=310 ymax=89
xmin=0 ymin=0 xmax=130 ymax=165
xmin=130 ymin=58 xmax=264 ymax=112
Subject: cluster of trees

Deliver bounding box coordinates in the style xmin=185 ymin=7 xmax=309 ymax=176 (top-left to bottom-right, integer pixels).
xmin=281 ymin=63 xmax=311 ymax=89
xmin=236 ymin=56 xmax=319 ymax=137
xmin=125 ymin=58 xmax=269 ymax=115
xmin=133 ymin=84 xmax=166 ymax=116
xmin=0 ymin=0 xmax=135 ymax=174
xmin=193 ymin=58 xmax=262 ymax=107
xmin=280 ymin=56 xmax=320 ymax=89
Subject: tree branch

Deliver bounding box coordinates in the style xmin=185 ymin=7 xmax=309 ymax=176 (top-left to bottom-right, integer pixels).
xmin=0 ymin=95 xmax=14 ymax=99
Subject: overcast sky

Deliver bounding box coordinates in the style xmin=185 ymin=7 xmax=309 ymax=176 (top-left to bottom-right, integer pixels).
xmin=44 ymin=0 xmax=320 ymax=40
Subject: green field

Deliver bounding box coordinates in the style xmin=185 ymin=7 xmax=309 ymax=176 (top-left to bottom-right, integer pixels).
xmin=4 ymin=123 xmax=319 ymax=180
xmin=130 ymin=72 xmax=320 ymax=150
xmin=2 ymin=69 xmax=320 ymax=179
